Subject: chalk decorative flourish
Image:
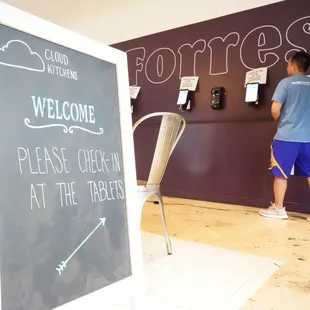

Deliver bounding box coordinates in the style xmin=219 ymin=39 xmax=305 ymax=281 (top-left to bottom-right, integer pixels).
xmin=24 ymin=118 xmax=104 ymax=135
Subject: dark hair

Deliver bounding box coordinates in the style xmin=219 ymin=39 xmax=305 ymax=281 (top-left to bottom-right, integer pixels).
xmin=290 ymin=51 xmax=310 ymax=72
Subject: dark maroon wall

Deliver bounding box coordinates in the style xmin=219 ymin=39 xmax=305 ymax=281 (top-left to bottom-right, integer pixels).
xmin=113 ymin=0 xmax=310 ymax=213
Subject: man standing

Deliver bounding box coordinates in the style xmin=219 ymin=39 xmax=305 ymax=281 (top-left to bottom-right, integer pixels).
xmin=259 ymin=51 xmax=310 ymax=221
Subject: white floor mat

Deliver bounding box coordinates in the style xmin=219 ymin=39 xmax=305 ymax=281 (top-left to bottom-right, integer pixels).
xmin=106 ymin=232 xmax=282 ymax=310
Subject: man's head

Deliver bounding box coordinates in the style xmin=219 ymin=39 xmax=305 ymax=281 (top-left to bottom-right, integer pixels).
xmin=287 ymin=51 xmax=310 ymax=76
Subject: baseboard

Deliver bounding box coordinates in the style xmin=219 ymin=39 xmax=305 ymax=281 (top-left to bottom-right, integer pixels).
xmin=161 ymin=189 xmax=309 ymax=214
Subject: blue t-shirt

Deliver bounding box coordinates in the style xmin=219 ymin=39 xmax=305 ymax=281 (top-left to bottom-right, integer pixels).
xmin=273 ymin=75 xmax=310 ymax=142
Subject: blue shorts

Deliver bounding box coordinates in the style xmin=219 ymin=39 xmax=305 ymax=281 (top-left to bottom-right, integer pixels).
xmin=269 ymin=140 xmax=310 ymax=179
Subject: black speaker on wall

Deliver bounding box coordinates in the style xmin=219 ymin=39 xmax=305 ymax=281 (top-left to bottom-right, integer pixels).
xmin=211 ymin=87 xmax=225 ymax=110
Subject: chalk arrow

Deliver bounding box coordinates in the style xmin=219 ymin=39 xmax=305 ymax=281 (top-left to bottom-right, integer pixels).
xmin=56 ymin=218 xmax=106 ymax=275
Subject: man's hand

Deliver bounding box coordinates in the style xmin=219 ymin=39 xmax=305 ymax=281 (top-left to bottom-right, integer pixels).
xmin=271 ymin=101 xmax=282 ymax=122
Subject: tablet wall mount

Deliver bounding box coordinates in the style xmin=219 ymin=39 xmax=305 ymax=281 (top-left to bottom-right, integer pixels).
xmin=245 ymin=82 xmax=260 ymax=105
xmin=129 ymin=86 xmax=141 ymax=113
xmin=244 ymin=67 xmax=268 ymax=107
xmin=177 ymin=76 xmax=199 ymax=112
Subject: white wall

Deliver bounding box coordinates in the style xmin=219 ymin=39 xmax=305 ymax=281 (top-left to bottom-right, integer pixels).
xmin=68 ymin=0 xmax=283 ymax=44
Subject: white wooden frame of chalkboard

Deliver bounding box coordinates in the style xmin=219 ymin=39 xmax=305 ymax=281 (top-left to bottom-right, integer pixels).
xmin=0 ymin=2 xmax=144 ymax=310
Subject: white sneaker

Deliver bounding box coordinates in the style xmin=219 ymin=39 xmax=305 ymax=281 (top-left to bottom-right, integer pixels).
xmin=259 ymin=203 xmax=288 ymax=219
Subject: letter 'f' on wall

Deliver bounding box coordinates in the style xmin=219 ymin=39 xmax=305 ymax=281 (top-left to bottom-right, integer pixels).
xmin=126 ymin=47 xmax=146 ymax=86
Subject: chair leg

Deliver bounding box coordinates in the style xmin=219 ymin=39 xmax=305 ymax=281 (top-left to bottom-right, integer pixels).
xmin=155 ymin=194 xmax=172 ymax=255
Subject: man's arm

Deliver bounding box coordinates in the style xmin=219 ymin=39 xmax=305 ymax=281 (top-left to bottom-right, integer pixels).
xmin=271 ymin=101 xmax=282 ymax=122
xmin=271 ymin=79 xmax=288 ymax=122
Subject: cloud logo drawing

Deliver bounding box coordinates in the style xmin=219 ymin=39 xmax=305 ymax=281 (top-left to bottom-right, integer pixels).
xmin=0 ymin=40 xmax=45 ymax=72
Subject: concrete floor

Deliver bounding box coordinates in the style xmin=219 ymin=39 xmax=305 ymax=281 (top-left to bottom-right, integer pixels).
xmin=141 ymin=197 xmax=310 ymax=310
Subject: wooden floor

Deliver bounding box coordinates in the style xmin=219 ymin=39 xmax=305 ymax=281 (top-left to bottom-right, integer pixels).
xmin=141 ymin=197 xmax=310 ymax=310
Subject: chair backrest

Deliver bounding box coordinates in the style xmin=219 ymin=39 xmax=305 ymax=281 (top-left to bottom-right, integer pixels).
xmin=133 ymin=112 xmax=186 ymax=186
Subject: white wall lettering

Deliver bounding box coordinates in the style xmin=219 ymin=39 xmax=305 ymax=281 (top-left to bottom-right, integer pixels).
xmin=240 ymin=25 xmax=282 ymax=70
xmin=285 ymin=16 xmax=310 ymax=62
xmin=178 ymin=39 xmax=206 ymax=78
xmin=145 ymin=48 xmax=176 ymax=84
xmin=124 ymin=16 xmax=310 ymax=84
xmin=126 ymin=47 xmax=146 ymax=86
xmin=208 ymin=32 xmax=240 ymax=75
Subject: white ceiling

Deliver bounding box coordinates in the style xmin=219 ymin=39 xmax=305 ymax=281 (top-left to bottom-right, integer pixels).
xmin=1 ymin=0 xmax=131 ymax=27
xmin=1 ymin=0 xmax=283 ymax=44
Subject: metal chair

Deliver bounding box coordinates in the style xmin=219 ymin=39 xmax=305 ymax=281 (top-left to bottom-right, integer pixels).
xmin=133 ymin=112 xmax=186 ymax=255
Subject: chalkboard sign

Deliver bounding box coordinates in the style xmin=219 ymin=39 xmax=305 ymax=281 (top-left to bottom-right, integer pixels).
xmin=0 ymin=3 xmax=143 ymax=310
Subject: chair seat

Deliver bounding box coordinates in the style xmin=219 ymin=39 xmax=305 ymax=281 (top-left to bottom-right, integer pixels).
xmin=137 ymin=180 xmax=160 ymax=193
xmin=137 ymin=180 xmax=147 ymax=186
